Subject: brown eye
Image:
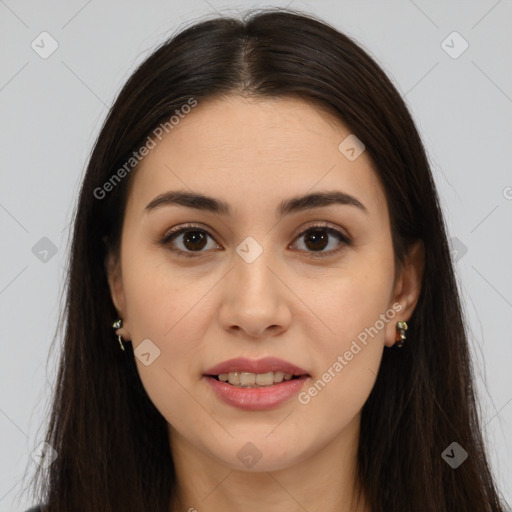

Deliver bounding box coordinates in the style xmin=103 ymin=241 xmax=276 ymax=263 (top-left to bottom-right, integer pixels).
xmin=303 ymin=229 xmax=329 ymax=251
xmin=292 ymin=226 xmax=350 ymax=258
xmin=178 ymin=230 xmax=208 ymax=251
xmin=160 ymin=225 xmax=220 ymax=257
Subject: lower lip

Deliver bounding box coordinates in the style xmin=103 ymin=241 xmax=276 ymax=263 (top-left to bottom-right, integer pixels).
xmin=204 ymin=375 xmax=309 ymax=411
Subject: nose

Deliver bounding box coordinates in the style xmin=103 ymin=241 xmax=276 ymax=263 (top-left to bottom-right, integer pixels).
xmin=218 ymin=245 xmax=292 ymax=339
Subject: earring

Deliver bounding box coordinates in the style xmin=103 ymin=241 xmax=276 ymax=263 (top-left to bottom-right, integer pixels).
xmin=113 ymin=319 xmax=125 ymax=351
xmin=394 ymin=320 xmax=408 ymax=347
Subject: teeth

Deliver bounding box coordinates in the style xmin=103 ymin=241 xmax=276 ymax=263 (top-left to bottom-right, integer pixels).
xmin=255 ymin=372 xmax=273 ymax=386
xmin=240 ymin=372 xmax=256 ymax=386
xmin=216 ymin=371 xmax=296 ymax=387
xmin=273 ymin=371 xmax=284 ymax=383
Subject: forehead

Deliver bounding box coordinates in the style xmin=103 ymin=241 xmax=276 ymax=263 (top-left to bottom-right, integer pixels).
xmin=128 ymin=95 xmax=386 ymax=218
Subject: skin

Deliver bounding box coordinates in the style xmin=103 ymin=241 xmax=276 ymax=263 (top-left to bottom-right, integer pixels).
xmin=107 ymin=95 xmax=424 ymax=512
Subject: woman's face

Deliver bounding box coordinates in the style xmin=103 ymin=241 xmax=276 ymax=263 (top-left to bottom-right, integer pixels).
xmin=108 ymin=95 xmax=423 ymax=472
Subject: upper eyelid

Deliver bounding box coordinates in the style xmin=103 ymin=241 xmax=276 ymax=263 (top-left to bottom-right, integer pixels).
xmin=163 ymin=221 xmax=347 ymax=239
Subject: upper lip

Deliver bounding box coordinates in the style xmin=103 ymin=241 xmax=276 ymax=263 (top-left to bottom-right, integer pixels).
xmin=204 ymin=357 xmax=309 ymax=376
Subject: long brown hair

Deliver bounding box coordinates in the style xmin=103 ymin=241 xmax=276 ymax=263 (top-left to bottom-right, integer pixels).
xmin=24 ymin=8 xmax=508 ymax=511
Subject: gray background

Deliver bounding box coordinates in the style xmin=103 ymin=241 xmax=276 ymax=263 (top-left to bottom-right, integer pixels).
xmin=1 ymin=0 xmax=511 ymax=510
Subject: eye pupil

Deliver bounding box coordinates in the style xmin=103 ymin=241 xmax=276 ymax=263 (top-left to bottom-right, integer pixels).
xmin=183 ymin=230 xmax=207 ymax=251
xmin=304 ymin=229 xmax=328 ymax=251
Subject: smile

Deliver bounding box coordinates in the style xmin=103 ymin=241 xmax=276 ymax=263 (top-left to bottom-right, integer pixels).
xmin=213 ymin=371 xmax=298 ymax=387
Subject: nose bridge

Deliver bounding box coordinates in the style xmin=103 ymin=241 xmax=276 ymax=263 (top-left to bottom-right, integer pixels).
xmin=222 ymin=232 xmax=288 ymax=324
xmin=232 ymin=233 xmax=278 ymax=300
xmin=218 ymin=232 xmax=291 ymax=336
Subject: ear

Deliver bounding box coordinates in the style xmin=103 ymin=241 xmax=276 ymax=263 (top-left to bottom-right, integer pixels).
xmin=384 ymin=240 xmax=425 ymax=347
xmin=105 ymin=250 xmax=131 ymax=339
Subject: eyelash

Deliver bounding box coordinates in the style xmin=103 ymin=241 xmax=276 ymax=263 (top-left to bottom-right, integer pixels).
xmin=158 ymin=222 xmax=351 ymax=259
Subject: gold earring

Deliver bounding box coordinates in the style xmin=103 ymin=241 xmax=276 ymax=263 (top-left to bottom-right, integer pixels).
xmin=113 ymin=319 xmax=125 ymax=351
xmin=394 ymin=320 xmax=408 ymax=347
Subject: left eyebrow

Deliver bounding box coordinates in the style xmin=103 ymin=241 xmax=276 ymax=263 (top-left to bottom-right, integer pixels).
xmin=145 ymin=190 xmax=368 ymax=217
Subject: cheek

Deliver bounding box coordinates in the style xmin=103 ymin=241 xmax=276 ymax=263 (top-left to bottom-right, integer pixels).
xmin=121 ymin=240 xmax=211 ymax=340
xmin=123 ymin=267 xmax=213 ymax=371
xmin=120 ymin=249 xmax=219 ymax=417
xmin=294 ymin=291 xmax=390 ymax=440
xmin=304 ymin=243 xmax=395 ymax=352
xmin=295 ymin=247 xmax=394 ymax=414
xmin=121 ymin=267 xmax=211 ymax=431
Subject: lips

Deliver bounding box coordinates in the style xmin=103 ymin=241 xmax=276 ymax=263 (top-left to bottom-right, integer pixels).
xmin=203 ymin=357 xmax=309 ymax=377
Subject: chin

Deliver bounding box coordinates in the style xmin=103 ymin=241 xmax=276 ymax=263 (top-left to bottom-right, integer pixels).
xmin=206 ymin=434 xmax=316 ymax=473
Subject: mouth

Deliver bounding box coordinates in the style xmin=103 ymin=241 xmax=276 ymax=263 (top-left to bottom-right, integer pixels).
xmin=207 ymin=371 xmax=305 ymax=388
xmin=204 ymin=371 xmax=310 ymax=411
xmin=203 ymin=357 xmax=310 ymax=389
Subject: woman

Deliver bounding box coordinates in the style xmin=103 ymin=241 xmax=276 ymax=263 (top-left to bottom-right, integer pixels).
xmin=23 ymin=8 xmax=509 ymax=512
